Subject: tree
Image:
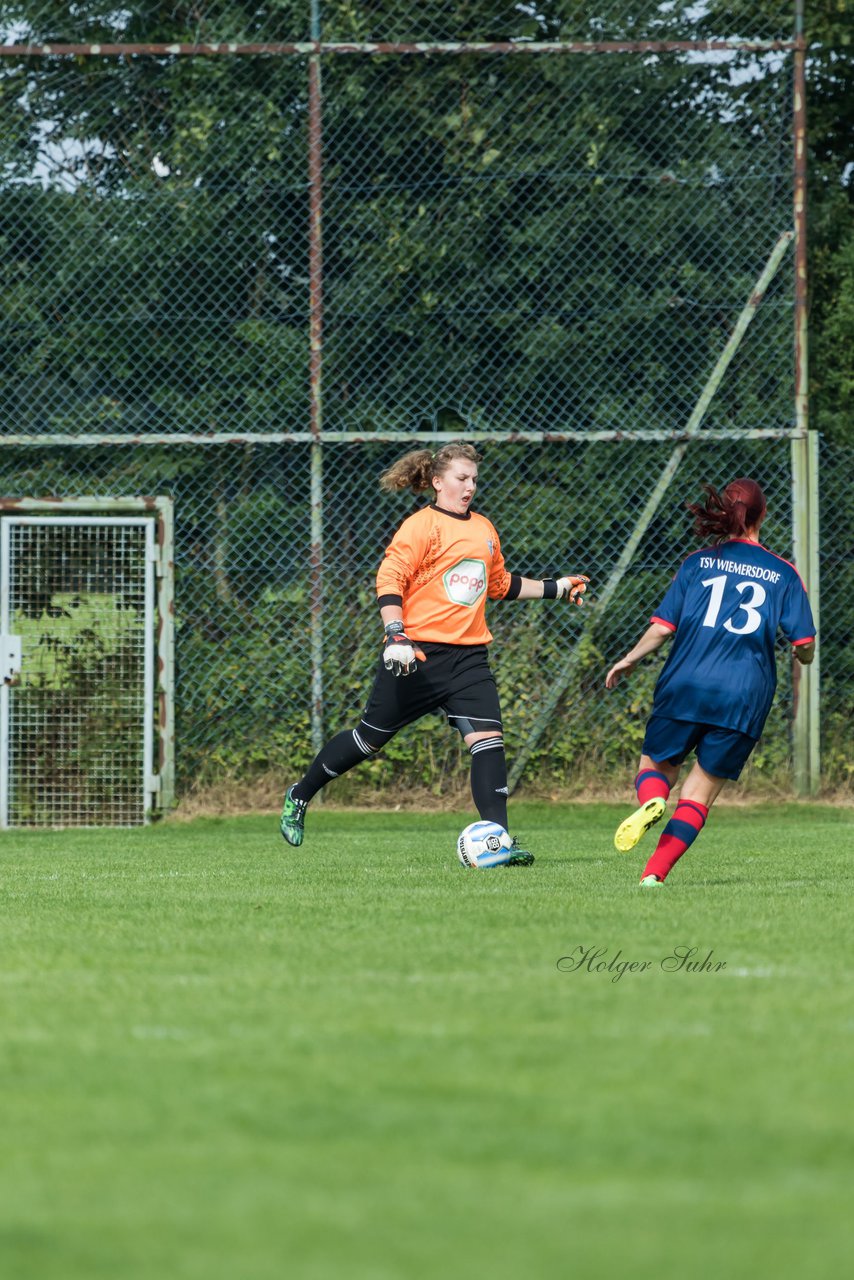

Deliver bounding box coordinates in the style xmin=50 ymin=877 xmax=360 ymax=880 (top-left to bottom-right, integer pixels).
xmin=803 ymin=0 xmax=854 ymax=443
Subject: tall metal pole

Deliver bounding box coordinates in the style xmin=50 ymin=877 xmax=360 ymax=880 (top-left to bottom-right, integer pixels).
xmin=791 ymin=0 xmax=819 ymax=795
xmin=308 ymin=0 xmax=325 ymax=759
xmin=156 ymin=497 xmax=176 ymax=814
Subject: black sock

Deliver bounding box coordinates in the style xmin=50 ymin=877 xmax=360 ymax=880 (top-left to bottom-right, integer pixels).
xmin=469 ymin=736 xmax=509 ymax=829
xmin=292 ymin=729 xmax=377 ymax=803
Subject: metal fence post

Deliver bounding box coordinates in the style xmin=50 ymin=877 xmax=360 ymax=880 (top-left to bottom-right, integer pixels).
xmin=791 ymin=428 xmax=821 ymax=796
xmin=308 ymin=0 xmax=325 ymax=759
xmin=791 ymin=2 xmax=819 ymax=796
xmin=156 ymin=496 xmax=176 ymax=813
xmin=806 ymin=430 xmax=821 ymax=791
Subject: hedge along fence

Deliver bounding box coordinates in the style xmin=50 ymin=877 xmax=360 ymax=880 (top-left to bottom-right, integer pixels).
xmin=1 ymin=435 xmax=845 ymax=802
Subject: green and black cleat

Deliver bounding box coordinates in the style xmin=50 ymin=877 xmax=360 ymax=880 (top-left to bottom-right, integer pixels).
xmin=279 ymin=785 xmax=308 ymax=847
xmin=505 ymin=837 xmax=534 ymax=868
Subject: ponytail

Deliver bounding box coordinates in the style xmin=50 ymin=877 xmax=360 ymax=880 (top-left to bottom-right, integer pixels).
xmin=379 ymin=449 xmax=434 ymax=494
xmin=379 ymin=441 xmax=482 ymax=497
xmin=687 ymin=478 xmax=767 ymax=545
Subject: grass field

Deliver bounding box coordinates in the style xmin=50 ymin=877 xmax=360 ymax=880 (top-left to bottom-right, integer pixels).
xmin=1 ymin=802 xmax=852 ymax=1280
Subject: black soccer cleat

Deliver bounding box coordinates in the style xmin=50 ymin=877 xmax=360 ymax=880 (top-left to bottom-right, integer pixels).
xmin=279 ymin=785 xmax=308 ymax=846
xmin=505 ymin=837 xmax=534 ymax=867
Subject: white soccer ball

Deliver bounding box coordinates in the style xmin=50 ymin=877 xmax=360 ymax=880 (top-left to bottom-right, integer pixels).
xmin=457 ymin=820 xmax=513 ymax=869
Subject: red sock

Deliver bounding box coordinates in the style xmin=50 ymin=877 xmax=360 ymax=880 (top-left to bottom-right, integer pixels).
xmin=643 ymin=799 xmax=709 ymax=881
xmin=635 ymin=769 xmax=671 ymax=805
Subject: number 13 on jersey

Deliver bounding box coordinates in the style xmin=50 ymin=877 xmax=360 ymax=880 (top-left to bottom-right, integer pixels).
xmin=700 ymin=575 xmax=766 ymax=635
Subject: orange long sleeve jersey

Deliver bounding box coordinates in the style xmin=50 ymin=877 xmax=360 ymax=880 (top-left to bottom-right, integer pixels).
xmin=375 ymin=506 xmax=520 ymax=645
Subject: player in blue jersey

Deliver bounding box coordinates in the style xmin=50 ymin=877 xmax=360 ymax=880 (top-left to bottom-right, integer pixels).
xmin=605 ymin=478 xmax=816 ymax=886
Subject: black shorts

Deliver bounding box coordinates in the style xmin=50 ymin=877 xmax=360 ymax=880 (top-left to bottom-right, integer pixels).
xmin=359 ymin=642 xmax=503 ymax=739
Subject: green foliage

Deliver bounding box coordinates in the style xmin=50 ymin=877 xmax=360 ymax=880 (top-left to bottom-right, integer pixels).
xmin=10 ymin=604 xmax=147 ymax=824
xmin=0 ymin=5 xmax=801 ymax=441
xmin=15 ymin=593 xmax=141 ymax=689
xmin=803 ymin=0 xmax=854 ymax=444
xmin=2 ymin=430 xmax=848 ymax=799
xmin=813 ymin=222 xmax=854 ymax=443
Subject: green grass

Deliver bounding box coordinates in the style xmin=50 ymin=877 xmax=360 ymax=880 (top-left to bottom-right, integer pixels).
xmin=1 ymin=803 xmax=853 ymax=1280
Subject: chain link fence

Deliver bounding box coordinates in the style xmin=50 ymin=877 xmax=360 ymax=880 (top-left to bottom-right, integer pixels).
xmin=1 ymin=4 xmax=847 ymax=810
xmin=3 ymin=433 xmax=841 ymax=805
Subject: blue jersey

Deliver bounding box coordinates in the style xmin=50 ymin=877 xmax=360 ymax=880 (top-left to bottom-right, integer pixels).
xmin=650 ymin=539 xmax=815 ymax=738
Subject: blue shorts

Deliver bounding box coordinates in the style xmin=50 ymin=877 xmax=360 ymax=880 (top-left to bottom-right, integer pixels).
xmin=642 ymin=715 xmax=758 ymax=781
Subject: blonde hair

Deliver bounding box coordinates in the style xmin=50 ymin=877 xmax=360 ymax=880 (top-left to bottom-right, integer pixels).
xmin=379 ymin=441 xmax=482 ymax=496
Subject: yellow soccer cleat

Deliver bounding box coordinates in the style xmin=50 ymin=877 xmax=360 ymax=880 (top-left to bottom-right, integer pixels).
xmin=614 ymin=797 xmax=667 ymax=852
xmin=639 ymin=874 xmax=664 ymax=887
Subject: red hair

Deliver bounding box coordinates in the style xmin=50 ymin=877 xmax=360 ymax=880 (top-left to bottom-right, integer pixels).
xmin=687 ymin=478 xmax=767 ymax=545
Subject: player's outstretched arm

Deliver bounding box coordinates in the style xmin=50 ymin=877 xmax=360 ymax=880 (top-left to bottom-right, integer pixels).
xmin=605 ymin=623 xmax=673 ymax=689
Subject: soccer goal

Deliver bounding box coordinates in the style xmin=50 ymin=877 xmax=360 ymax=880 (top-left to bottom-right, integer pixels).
xmin=0 ymin=498 xmax=174 ymax=828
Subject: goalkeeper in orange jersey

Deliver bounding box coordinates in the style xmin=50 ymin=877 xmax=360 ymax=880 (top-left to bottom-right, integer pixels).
xmin=280 ymin=440 xmax=590 ymax=863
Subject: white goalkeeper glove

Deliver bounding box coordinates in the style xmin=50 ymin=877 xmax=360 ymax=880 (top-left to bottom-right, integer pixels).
xmin=555 ymin=574 xmax=590 ymax=605
xmin=383 ymin=628 xmax=426 ymax=677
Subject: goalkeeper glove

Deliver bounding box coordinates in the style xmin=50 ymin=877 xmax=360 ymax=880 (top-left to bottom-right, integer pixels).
xmin=555 ymin=574 xmax=590 ymax=605
xmin=383 ymin=630 xmax=426 ymax=677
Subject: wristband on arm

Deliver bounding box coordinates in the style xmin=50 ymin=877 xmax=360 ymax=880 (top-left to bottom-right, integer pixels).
xmin=545 ymin=574 xmax=590 ymax=604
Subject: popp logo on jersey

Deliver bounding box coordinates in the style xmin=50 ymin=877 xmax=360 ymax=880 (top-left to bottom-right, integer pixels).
xmin=443 ymin=558 xmax=487 ymax=606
